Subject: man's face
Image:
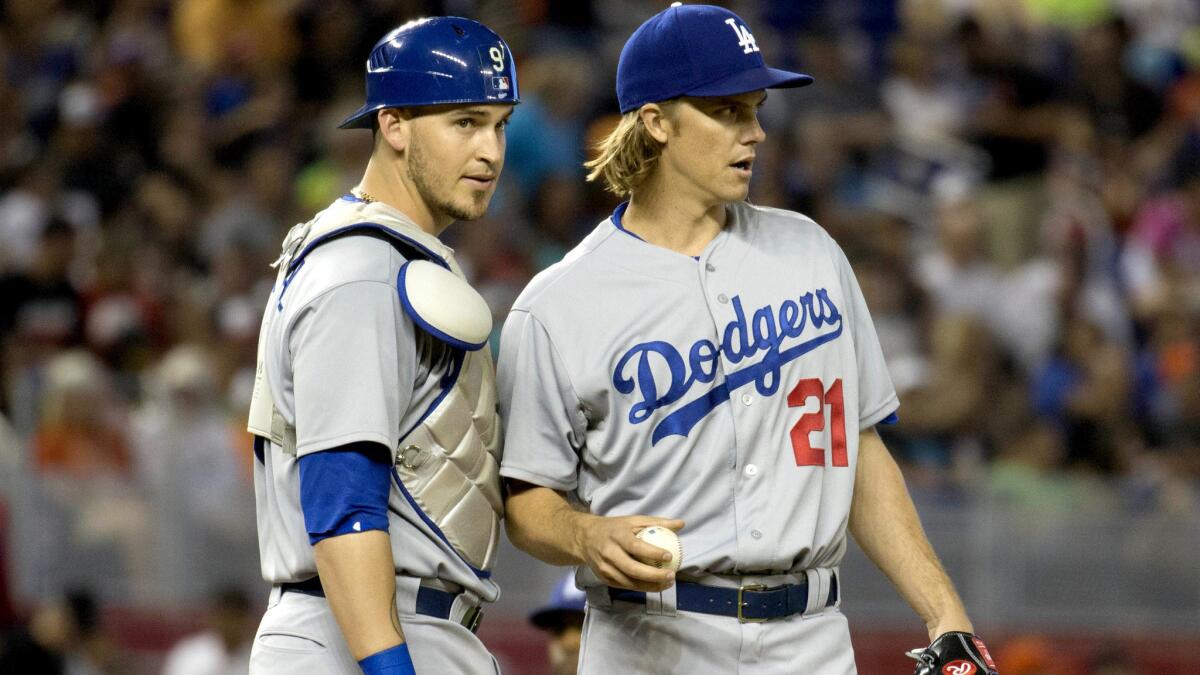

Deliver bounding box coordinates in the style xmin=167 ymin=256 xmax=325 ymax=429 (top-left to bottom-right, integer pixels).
xmin=405 ymin=104 xmax=514 ymax=222
xmin=548 ymin=618 xmax=583 ymax=675
xmin=657 ymin=90 xmax=767 ymax=204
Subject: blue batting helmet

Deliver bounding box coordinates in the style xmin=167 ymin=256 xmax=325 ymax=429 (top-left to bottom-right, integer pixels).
xmin=339 ymin=17 xmax=520 ymax=129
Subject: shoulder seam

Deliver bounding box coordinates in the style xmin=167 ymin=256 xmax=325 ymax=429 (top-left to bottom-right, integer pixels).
xmin=509 ymin=308 xmax=588 ymax=422
xmin=746 ymin=202 xmax=834 ymax=243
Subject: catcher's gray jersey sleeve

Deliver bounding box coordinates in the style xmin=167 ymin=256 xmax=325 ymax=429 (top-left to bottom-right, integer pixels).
xmin=288 ymin=279 xmax=414 ymax=457
xmin=832 ymin=246 xmax=899 ymax=429
xmin=497 ymin=309 xmax=587 ymax=491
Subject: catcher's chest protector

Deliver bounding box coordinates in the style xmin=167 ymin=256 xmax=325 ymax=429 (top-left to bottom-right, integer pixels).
xmin=394 ymin=342 xmax=503 ymax=572
xmin=248 ymin=197 xmax=504 ymax=573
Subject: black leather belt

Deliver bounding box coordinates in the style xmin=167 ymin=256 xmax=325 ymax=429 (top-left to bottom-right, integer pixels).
xmin=281 ymin=577 xmax=483 ymax=633
xmin=608 ymin=573 xmax=838 ymax=623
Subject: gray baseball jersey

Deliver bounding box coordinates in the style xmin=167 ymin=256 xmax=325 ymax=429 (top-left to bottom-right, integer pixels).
xmin=498 ymin=201 xmax=898 ymax=576
xmin=252 ymin=197 xmax=499 ymax=603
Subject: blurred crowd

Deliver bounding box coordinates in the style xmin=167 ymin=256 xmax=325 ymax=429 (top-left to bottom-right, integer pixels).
xmin=0 ymin=0 xmax=1198 ymax=670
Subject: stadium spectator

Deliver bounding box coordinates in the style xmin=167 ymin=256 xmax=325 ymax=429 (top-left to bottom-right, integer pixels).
xmin=529 ymin=573 xmax=587 ymax=675
xmin=160 ymin=587 xmax=254 ymax=675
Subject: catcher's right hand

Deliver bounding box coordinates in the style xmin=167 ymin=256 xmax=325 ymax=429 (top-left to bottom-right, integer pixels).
xmin=906 ymin=631 xmax=999 ymax=675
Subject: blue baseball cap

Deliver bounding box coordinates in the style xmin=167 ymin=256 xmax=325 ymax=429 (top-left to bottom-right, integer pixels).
xmin=616 ymin=3 xmax=813 ymax=114
xmin=529 ymin=572 xmax=586 ymax=630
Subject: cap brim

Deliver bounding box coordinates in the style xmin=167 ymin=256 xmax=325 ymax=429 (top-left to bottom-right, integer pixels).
xmin=686 ymin=66 xmax=813 ymax=98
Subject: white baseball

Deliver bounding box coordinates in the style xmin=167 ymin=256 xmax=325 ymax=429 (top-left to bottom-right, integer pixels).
xmin=635 ymin=526 xmax=682 ymax=571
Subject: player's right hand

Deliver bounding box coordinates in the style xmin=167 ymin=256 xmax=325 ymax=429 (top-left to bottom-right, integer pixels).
xmin=572 ymin=514 xmax=684 ymax=593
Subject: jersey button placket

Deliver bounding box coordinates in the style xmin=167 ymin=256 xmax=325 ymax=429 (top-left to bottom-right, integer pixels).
xmin=704 ymin=257 xmax=757 ymax=561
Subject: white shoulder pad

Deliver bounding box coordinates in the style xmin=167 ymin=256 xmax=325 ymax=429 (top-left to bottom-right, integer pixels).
xmin=398 ymin=260 xmax=492 ymax=351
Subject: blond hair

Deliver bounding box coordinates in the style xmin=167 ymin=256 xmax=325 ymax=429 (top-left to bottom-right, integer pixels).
xmin=584 ymin=108 xmax=669 ymax=197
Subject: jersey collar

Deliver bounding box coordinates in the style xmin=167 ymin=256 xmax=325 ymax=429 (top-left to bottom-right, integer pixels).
xmin=611 ymin=201 xmax=735 ymax=262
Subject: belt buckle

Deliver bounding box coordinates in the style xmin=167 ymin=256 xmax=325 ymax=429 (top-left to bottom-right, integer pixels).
xmin=461 ymin=604 xmax=483 ymax=633
xmin=737 ymin=584 xmax=768 ymax=623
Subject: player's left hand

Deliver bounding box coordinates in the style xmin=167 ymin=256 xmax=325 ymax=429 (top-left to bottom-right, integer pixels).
xmin=906 ymin=631 xmax=998 ymax=675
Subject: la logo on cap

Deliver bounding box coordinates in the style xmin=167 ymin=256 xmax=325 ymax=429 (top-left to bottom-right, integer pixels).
xmin=672 ymin=2 xmax=758 ymax=55
xmin=724 ymin=18 xmax=759 ymax=54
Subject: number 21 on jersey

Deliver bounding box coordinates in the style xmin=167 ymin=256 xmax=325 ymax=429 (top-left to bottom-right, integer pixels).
xmin=788 ymin=378 xmax=847 ymax=468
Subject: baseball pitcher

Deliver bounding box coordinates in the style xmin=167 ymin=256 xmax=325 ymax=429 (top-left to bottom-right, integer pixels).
xmin=498 ymin=4 xmax=998 ymax=675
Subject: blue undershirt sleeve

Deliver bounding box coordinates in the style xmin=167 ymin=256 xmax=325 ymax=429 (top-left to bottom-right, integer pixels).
xmin=298 ymin=441 xmax=392 ymax=545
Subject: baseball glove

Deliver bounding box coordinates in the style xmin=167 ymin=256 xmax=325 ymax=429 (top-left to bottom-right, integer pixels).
xmin=906 ymin=631 xmax=999 ymax=675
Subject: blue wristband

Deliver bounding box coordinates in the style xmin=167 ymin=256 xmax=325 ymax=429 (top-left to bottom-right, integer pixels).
xmin=358 ymin=643 xmax=415 ymax=675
